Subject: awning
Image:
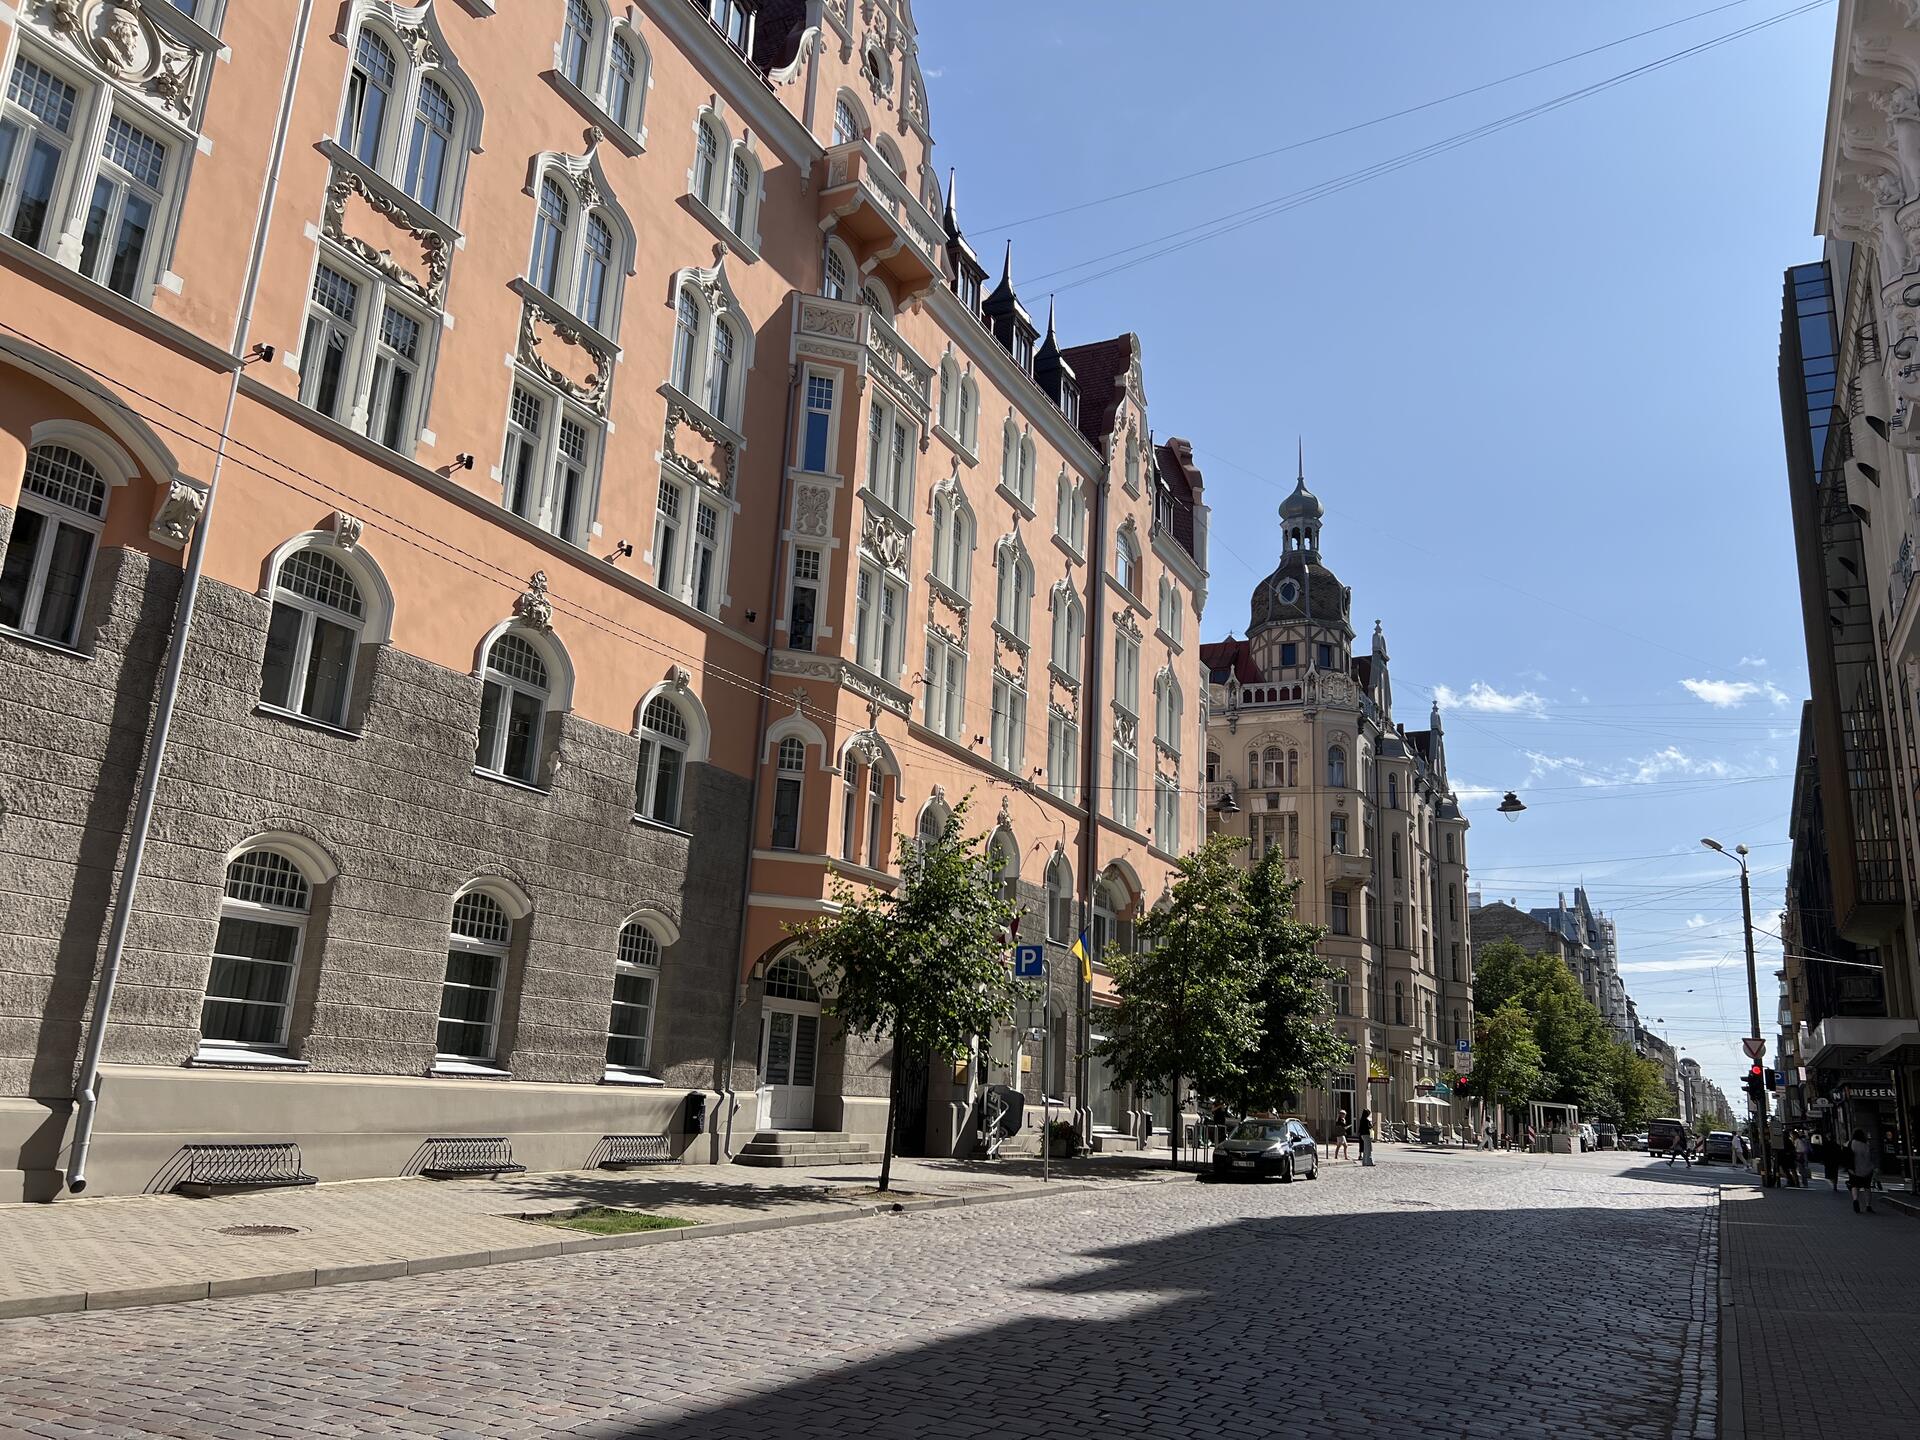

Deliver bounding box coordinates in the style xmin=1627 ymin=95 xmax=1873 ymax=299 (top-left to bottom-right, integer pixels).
xmin=1807 ymin=1016 xmax=1917 ymax=1068
xmin=1411 ymin=1094 xmax=1452 ymax=1108
xmin=1866 ymin=1029 xmax=1920 ymax=1067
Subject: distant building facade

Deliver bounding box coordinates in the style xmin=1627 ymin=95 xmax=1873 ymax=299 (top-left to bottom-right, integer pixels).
xmin=1201 ymin=469 xmax=1469 ymax=1136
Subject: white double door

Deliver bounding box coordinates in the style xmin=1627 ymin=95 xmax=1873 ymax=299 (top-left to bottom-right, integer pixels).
xmin=758 ymin=997 xmax=821 ymax=1130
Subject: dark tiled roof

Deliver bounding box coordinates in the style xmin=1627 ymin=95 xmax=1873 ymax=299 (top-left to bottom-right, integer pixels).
xmin=751 ymin=0 xmax=810 ymax=70
xmin=1249 ymin=557 xmax=1350 ymax=634
xmin=1351 ymin=655 xmax=1372 ymax=689
xmin=1200 ymin=638 xmax=1262 ymax=686
xmin=1059 ymin=335 xmax=1133 ymax=448
xmin=1407 ymin=730 xmax=1432 ymax=761
xmin=1156 ymin=438 xmax=1200 ymax=558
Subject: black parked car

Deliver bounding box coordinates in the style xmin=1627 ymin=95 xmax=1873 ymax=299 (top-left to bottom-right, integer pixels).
xmin=1210 ymin=1118 xmax=1320 ymax=1182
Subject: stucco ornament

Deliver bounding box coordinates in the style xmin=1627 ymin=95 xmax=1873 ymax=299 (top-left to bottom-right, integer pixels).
xmin=517 ymin=298 xmax=612 ymax=414
xmin=331 ymin=511 xmax=365 ymax=551
xmin=792 ymin=483 xmax=833 ymax=538
xmin=146 ymin=478 xmax=205 ymax=548
xmin=515 ymin=572 xmax=554 ymax=632
xmin=49 ymin=0 xmax=204 ymax=120
xmin=862 ymin=512 xmax=909 ymax=574
xmin=668 ymin=665 xmax=693 ymax=691
xmin=323 ymin=166 xmax=451 ymax=307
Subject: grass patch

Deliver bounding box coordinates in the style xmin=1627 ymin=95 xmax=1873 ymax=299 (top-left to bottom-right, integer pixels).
xmin=545 ymin=1207 xmax=697 ymax=1235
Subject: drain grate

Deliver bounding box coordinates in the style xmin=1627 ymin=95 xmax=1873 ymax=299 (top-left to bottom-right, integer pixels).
xmin=216 ymin=1224 xmax=299 ymax=1237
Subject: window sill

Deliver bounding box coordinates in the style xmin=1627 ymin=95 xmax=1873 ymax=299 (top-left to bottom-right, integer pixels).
xmin=316 ymin=138 xmax=461 ymax=245
xmin=543 ymin=69 xmax=647 ymax=156
xmin=991 ymin=621 xmax=1030 ymax=658
xmin=857 ymin=485 xmax=914 ymax=535
xmin=0 ymin=625 xmax=90 ymax=661
xmin=472 ymin=765 xmax=551 ymax=796
xmin=631 ymin=813 xmax=693 ymax=839
xmin=430 ymin=1060 xmax=512 ymax=1079
xmin=933 ymin=423 xmax=976 ymax=466
xmin=657 ymin=382 xmax=747 ymax=452
xmin=827 ymin=858 xmax=898 ymax=890
xmin=1048 ymin=661 xmax=1081 ymax=694
xmin=1052 ymin=533 xmax=1085 ymax=567
xmin=508 ymin=276 xmax=620 ymax=360
xmin=256 ymin=702 xmax=362 ymax=740
xmin=995 ymin=483 xmax=1037 ymax=521
xmin=601 ymin=1069 xmax=665 ymax=1087
xmin=925 ymin=574 xmax=969 ymax=611
xmin=679 ymin=192 xmax=761 ymax=264
xmin=1110 ymin=581 xmax=1150 ymax=617
xmin=1155 ymin=625 xmax=1183 ymax=655
xmin=188 ymin=1049 xmax=311 ymax=1070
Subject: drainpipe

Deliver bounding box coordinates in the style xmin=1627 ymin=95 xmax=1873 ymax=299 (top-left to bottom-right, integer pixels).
xmin=722 ymin=337 xmax=804 ymax=1160
xmin=1079 ymin=461 xmax=1111 ymax=1137
xmin=67 ymin=0 xmax=318 ymax=1194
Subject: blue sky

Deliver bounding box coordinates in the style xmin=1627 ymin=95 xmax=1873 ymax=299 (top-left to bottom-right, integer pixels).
xmin=915 ymin=0 xmax=1835 ymax=1099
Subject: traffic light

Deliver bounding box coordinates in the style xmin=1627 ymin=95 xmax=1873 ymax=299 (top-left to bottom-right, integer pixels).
xmin=1765 ymin=1068 xmax=1780 ymax=1090
xmin=1745 ymin=1064 xmax=1765 ymax=1102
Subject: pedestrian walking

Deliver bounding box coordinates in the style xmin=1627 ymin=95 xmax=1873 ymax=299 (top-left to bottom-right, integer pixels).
xmin=1848 ymin=1128 xmax=1876 ymax=1214
xmin=1357 ymin=1108 xmax=1375 ymax=1167
xmin=1208 ymin=1100 xmax=1229 ymax=1145
xmin=1668 ymin=1133 xmax=1691 ymax=1168
xmin=1482 ymin=1120 xmax=1495 ymax=1151
xmin=1331 ymin=1108 xmax=1350 ymax=1160
xmin=1793 ymin=1131 xmax=1812 ymax=1188
xmin=1822 ymin=1131 xmax=1843 ymax=1191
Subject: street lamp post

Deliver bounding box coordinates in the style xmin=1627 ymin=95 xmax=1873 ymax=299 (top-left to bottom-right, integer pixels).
xmin=1702 ymin=838 xmax=1773 ymax=1184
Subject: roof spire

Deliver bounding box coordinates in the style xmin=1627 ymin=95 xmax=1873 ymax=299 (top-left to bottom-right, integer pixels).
xmin=1297 ymin=436 xmax=1304 ymax=483
xmin=1045 ymin=294 xmax=1057 ymax=342
xmin=943 ymin=167 xmax=960 ymax=232
xmin=999 ymin=239 xmax=1013 ymax=287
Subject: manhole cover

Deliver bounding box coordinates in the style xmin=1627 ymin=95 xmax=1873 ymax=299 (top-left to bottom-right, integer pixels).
xmin=217 ymin=1224 xmax=299 ymax=1237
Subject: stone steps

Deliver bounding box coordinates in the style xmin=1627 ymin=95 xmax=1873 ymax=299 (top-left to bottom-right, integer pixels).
xmin=732 ymin=1131 xmax=874 ymax=1168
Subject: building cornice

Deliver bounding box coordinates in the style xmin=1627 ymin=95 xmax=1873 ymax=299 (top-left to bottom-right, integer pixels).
xmin=640 ymin=0 xmax=818 ymax=172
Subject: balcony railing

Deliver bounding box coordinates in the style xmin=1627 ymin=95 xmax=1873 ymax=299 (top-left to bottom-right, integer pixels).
xmin=793 ymin=293 xmax=932 ymax=418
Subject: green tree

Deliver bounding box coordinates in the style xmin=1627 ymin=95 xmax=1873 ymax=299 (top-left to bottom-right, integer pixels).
xmin=788 ymin=796 xmax=1021 ymax=1192
xmin=1098 ymin=835 xmax=1262 ymax=1161
xmin=1228 ymin=847 xmax=1351 ymax=1114
xmin=1601 ymin=1043 xmax=1668 ymax=1130
xmin=1472 ymin=938 xmax=1613 ymax=1110
xmin=1463 ymin=1004 xmax=1543 ymax=1120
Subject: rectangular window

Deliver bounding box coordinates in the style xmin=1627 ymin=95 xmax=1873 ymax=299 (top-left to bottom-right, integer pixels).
xmin=554 ymin=417 xmax=590 ymax=544
xmin=1047 ymin=712 xmax=1079 ymax=804
xmin=1115 ymin=633 xmax=1139 ymax=716
xmin=864 ymin=396 xmax=912 ymax=513
xmin=771 ymin=773 xmax=801 ymax=850
xmin=1330 ymin=813 xmax=1348 ymax=855
xmin=300 ymin=265 xmax=362 ymax=421
xmin=367 ymin=303 xmax=422 ymax=453
xmin=1 ymin=58 xmax=79 ymax=252
xmin=924 ymin=633 xmax=965 ymax=740
xmin=1280 ymin=642 xmax=1298 ymax=668
xmin=437 ymin=947 xmax=503 ymax=1060
xmin=654 ymin=477 xmax=682 ymax=593
xmin=1154 ymin=778 xmax=1179 ymax=852
xmin=856 ymin=567 xmax=874 ymax=669
xmin=789 ymin=547 xmax=821 ymax=651
xmin=1318 ymin=642 xmax=1333 ymax=669
xmin=1393 ymin=903 xmax=1405 ymax=949
xmin=1451 ymin=941 xmax=1461 ymax=983
xmin=801 ymin=373 xmax=835 ymax=473
xmin=503 ymin=386 xmax=545 ymax=520
xmin=1111 ymin=743 xmax=1137 ymax=829
xmin=78 ymin=113 xmax=167 ymax=298
xmin=202 ymin=913 xmax=302 ymax=1048
xmin=1331 ymin=890 xmax=1350 ymax=937
xmin=691 ymin=497 xmax=720 ymax=612
xmin=840 ymin=764 xmax=861 ymax=862
xmin=991 ymin=677 xmax=1025 ymax=772
xmin=0 ymin=464 xmax=101 ymax=648
xmin=877 ymin=576 xmax=901 ymax=680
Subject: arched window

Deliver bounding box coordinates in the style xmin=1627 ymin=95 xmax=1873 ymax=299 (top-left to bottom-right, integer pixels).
xmin=1051 ymin=588 xmax=1083 ymax=681
xmin=607 ymin=36 xmax=640 ymax=130
xmin=917 ymin=798 xmax=946 ymax=848
xmin=1262 ymin=747 xmax=1283 ymax=788
xmin=579 ymin=214 xmax=614 ymax=330
xmin=477 ymin=632 xmax=551 ymax=785
xmin=996 ymin=541 xmax=1032 ymax=642
xmin=561 ymin=0 xmax=596 ymax=86
xmin=606 ymin=919 xmax=662 ymax=1072
xmin=771 ymin=735 xmax=806 ymax=850
xmin=635 ymin=694 xmax=690 ymax=826
xmin=261 ymin=548 xmax=366 ymax=728
xmin=867 ymin=764 xmax=887 ymax=870
xmin=403 ymin=78 xmax=456 ymax=214
xmin=1115 ymin=527 xmax=1140 ymax=595
xmin=1287 ymin=748 xmax=1299 ymax=787
xmin=530 ymin=177 xmax=570 ymax=296
xmin=693 ymin=118 xmax=721 ymax=207
xmin=1017 ymin=435 xmax=1036 ymax=506
xmin=939 ymin=357 xmax=959 ymax=432
xmin=959 ymin=377 xmax=979 ymax=450
xmin=861 ymin=279 xmax=893 ymax=318
xmin=200 ymin=848 xmax=313 ymax=1052
xmin=832 ymin=93 xmax=863 ymax=146
xmin=707 ymin=315 xmax=738 ymax=423
xmin=557 ymin=1 xmax=648 ymax=139
xmin=931 ymin=487 xmax=972 ymax=596
xmin=840 ymin=754 xmax=864 ymax=862
xmin=672 ymin=286 xmax=700 ymax=392
xmin=1157 ymin=674 xmax=1182 ymax=754
xmin=1452 ymin=1009 xmax=1463 ymax=1046
xmin=1047 ymin=852 xmax=1073 ymax=942
xmin=824 ymin=239 xmax=853 ymax=301
xmin=726 ymin=149 xmax=756 ymax=239
xmin=1000 ymin=421 xmax=1018 ymax=494
xmin=0 ymin=443 xmax=111 ymax=646
xmin=1328 ymin=745 xmax=1347 ymax=788
xmin=440 ymin=889 xmax=513 ymax=1062
xmin=765 ymin=952 xmax=820 ymax=1002
xmin=341 ymin=29 xmax=396 ymax=168
xmin=876 ymin=135 xmax=905 ymax=177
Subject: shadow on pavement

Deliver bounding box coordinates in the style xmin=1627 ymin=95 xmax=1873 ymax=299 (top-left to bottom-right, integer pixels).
xmin=574 ymin=1197 xmax=1711 ymax=1440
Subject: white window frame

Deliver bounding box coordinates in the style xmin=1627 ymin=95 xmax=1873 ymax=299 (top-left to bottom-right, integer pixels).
xmin=198 ymin=847 xmax=314 ymax=1056
xmin=929 ymin=483 xmax=973 ymax=598
xmin=525 ymin=162 xmax=632 ymax=342
xmin=438 ymin=888 xmax=513 ymax=1065
xmin=995 ymin=537 xmax=1032 ymax=644
xmin=556 ymin=1 xmax=650 ymax=145
xmin=1046 ymin=710 xmax=1079 ymax=805
xmin=1051 ymin=585 xmax=1083 ymax=683
xmin=771 ymin=735 xmax=806 ymax=850
xmin=667 ymin=273 xmax=751 ymax=430
xmin=652 ymin=468 xmax=734 ymax=617
xmin=924 ymin=629 xmax=966 ymax=739
xmin=606 ymin=917 xmax=663 ymax=1074
xmin=855 ymin=561 xmax=905 ymax=681
xmin=0 ymin=441 xmax=115 ymax=648
xmin=787 ymin=543 xmax=824 ymax=652
xmin=797 ymin=366 xmax=839 ymax=475
xmin=496 ymin=375 xmax=604 ymax=545
xmin=0 ymin=45 xmax=192 ymax=306
xmin=476 ymin=631 xmax=553 ymax=786
xmin=1115 ymin=631 xmax=1140 ymax=717
xmin=1111 ymin=740 xmax=1138 ymax=830
xmin=338 ymin=10 xmax=482 ymax=227
xmin=991 ymin=674 xmax=1026 ymax=773
xmin=635 ymin=693 xmax=692 ymax=827
xmin=297 ymin=248 xmax=441 ymax=458
xmin=260 ymin=547 xmax=368 ymax=728
xmin=864 ymin=391 xmax=914 ymax=517
xmin=1154 ymin=774 xmax=1180 ymax=853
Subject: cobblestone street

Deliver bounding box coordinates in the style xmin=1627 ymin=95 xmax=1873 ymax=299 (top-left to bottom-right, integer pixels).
xmin=0 ymin=1149 xmax=1718 ymax=1438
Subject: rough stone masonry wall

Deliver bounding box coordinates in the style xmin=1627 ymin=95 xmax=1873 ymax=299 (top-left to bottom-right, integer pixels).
xmin=0 ymin=543 xmax=755 ymax=1100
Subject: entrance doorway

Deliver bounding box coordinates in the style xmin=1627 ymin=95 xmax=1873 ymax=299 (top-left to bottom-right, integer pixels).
xmin=759 ymin=954 xmax=822 ymax=1130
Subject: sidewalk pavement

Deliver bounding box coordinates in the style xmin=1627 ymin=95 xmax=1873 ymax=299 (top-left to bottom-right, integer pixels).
xmin=1719 ymin=1172 xmax=1920 ymax=1438
xmin=0 ymin=1152 xmax=1196 ymax=1321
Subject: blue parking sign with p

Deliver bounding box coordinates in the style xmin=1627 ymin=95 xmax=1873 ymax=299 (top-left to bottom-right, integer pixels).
xmin=1013 ymin=944 xmax=1045 ymax=978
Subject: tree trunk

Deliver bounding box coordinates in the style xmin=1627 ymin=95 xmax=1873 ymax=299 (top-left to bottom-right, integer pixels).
xmin=1169 ymin=1071 xmax=1181 ymax=1169
xmin=878 ymin=1033 xmax=903 ymax=1193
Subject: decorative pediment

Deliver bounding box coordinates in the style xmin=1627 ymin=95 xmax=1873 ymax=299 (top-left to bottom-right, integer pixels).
xmin=533 ymin=134 xmax=636 ymax=267
xmin=1113 ymin=607 xmax=1143 ymax=641
xmin=678 ymin=256 xmax=743 ymax=321
xmin=861 ymin=510 xmax=910 ymax=575
xmin=46 ymin=0 xmax=208 ymax=123
xmin=515 ymin=572 xmax=553 ymax=631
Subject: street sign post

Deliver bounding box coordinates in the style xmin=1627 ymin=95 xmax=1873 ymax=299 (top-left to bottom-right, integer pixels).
xmin=1013 ymin=944 xmax=1045 ymax=979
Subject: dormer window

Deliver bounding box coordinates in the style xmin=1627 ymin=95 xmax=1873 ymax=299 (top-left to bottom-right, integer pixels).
xmin=957 ymin=267 xmax=980 ymax=313
xmin=1060 ymin=378 xmax=1079 ymax=426
xmin=708 ymin=0 xmax=753 ymax=52
xmin=1015 ymin=331 xmax=1034 ymax=371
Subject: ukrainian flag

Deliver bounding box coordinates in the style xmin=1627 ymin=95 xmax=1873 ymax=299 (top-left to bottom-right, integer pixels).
xmin=1072 ymin=930 xmax=1092 ymax=985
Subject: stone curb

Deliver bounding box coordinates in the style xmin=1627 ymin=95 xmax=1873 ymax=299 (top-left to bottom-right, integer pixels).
xmin=0 ymin=1181 xmax=1102 ymax=1323
xmin=1716 ymin=1185 xmax=1742 ymax=1440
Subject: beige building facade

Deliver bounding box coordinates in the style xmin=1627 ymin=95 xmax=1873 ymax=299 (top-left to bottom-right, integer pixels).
xmin=1202 ymin=472 xmax=1469 ymax=1138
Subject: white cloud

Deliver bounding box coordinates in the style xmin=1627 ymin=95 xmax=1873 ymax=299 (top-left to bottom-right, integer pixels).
xmin=1627 ymin=746 xmax=1734 ymax=783
xmin=1620 ymin=956 xmax=1733 ymax=973
xmin=1681 ymin=678 xmax=1790 ymax=708
xmin=1435 ymin=682 xmax=1547 ymax=717
xmin=1685 ymin=914 xmax=1710 ymax=929
xmin=1738 ymin=656 xmax=1768 ymax=669
xmin=1451 ymin=783 xmax=1501 ymax=806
